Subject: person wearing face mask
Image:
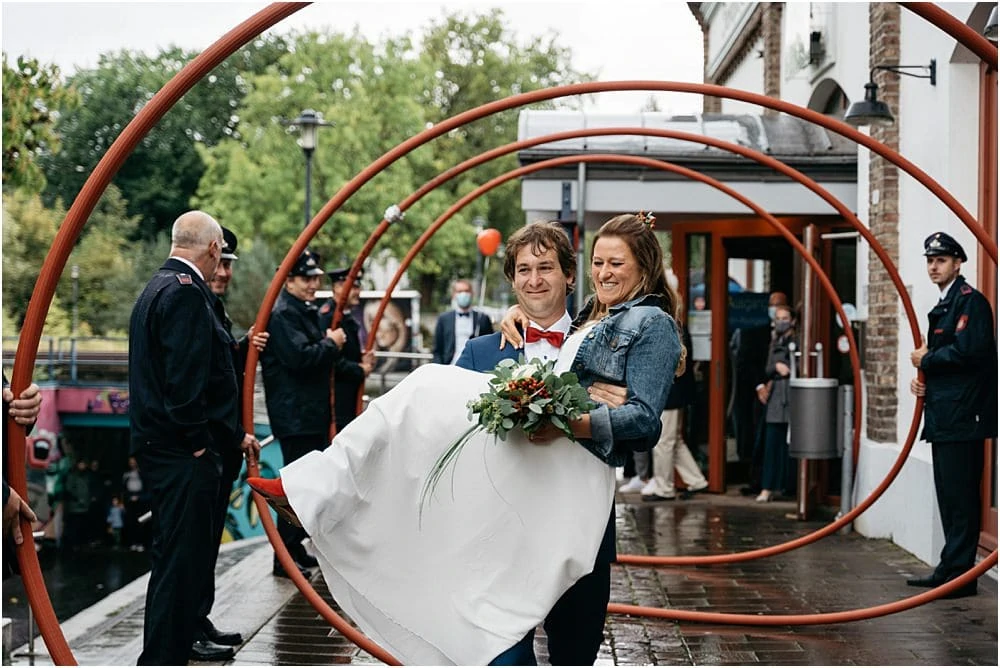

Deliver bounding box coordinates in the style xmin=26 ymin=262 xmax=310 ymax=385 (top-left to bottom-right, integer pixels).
xmin=754 ymin=304 xmax=796 ymax=503
xmin=431 ymin=278 xmax=494 ymax=364
xmin=733 ymin=291 xmax=788 ymax=496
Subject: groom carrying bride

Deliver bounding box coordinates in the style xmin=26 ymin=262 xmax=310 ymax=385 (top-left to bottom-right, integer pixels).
xmin=249 ymin=213 xmax=682 ymax=666
xmin=457 ymin=221 xmax=628 ymax=665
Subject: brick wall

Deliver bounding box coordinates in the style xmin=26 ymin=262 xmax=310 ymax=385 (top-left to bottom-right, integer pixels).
xmin=865 ymin=2 xmax=901 ymax=443
xmin=761 ymin=2 xmax=783 ymax=116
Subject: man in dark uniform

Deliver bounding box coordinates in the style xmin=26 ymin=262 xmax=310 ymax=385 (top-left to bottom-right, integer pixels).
xmin=191 ymin=227 xmax=269 ymax=657
xmin=261 ymin=249 xmax=346 ymax=577
xmin=908 ymin=231 xmax=997 ymax=598
xmin=319 ymin=268 xmax=376 ymax=434
xmin=129 ymin=211 xmax=259 ymax=665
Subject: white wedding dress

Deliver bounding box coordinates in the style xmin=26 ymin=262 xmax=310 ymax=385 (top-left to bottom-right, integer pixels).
xmin=281 ymin=330 xmax=615 ymax=665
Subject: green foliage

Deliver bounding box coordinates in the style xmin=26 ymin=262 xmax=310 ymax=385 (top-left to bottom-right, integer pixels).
xmin=2 ymin=189 xmax=62 ymax=327
xmin=193 ymin=11 xmax=591 ymax=307
xmin=40 ymin=36 xmax=290 ymax=239
xmin=2 ymin=54 xmax=78 ymax=192
xmin=58 ymin=185 xmax=143 ymax=334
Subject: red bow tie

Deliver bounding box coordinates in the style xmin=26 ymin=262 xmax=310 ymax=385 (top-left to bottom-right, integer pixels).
xmin=525 ymin=327 xmax=565 ymax=347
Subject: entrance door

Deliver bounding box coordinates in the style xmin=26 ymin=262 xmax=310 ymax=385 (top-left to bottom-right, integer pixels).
xmin=673 ymin=216 xmax=837 ymax=493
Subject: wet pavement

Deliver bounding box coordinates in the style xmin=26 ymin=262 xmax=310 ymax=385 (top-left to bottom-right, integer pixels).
xmin=4 ymin=487 xmax=997 ymax=666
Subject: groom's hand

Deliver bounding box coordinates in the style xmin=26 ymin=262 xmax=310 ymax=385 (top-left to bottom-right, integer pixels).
xmin=588 ymin=382 xmax=627 ymax=408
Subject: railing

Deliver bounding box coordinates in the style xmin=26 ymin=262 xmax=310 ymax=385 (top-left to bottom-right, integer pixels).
xmin=2 ymin=337 xmax=432 ymax=391
xmin=2 ymin=336 xmax=129 ymax=383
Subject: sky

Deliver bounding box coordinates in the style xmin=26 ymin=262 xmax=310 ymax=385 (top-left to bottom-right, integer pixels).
xmin=0 ymin=0 xmax=705 ymax=114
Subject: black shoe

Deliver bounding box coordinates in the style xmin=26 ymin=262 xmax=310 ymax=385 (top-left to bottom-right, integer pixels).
xmin=273 ymin=561 xmax=312 ymax=579
xmin=293 ymin=550 xmax=320 ymax=569
xmin=190 ymin=639 xmax=235 ymax=661
xmin=906 ymin=574 xmax=945 ymax=588
xmin=739 ymin=485 xmax=760 ymax=497
xmin=200 ymin=618 xmax=242 ymax=646
xmin=940 ymin=583 xmax=978 ymax=599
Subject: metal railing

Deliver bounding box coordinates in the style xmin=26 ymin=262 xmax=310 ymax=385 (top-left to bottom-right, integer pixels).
xmin=2 ymin=336 xmax=129 ymax=382
xmin=2 ymin=337 xmax=432 ymax=390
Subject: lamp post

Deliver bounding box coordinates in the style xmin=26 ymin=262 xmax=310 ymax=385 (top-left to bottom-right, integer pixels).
xmin=71 ymin=264 xmax=79 ymax=382
xmin=293 ymin=109 xmax=333 ymax=228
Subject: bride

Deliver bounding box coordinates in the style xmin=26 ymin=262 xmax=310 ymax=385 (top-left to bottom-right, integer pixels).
xmin=251 ymin=214 xmax=683 ymax=665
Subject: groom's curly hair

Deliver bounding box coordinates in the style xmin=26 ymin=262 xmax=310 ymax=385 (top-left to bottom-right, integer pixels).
xmin=502 ymin=221 xmax=576 ymax=295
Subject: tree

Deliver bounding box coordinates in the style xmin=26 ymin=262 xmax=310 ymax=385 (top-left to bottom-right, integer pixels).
xmin=40 ymin=35 xmax=290 ymax=239
xmin=2 ymin=54 xmax=77 ymax=192
xmin=1 ymin=189 xmax=74 ymax=335
xmin=193 ymin=11 xmax=591 ymax=308
xmin=58 ymin=185 xmax=143 ymax=335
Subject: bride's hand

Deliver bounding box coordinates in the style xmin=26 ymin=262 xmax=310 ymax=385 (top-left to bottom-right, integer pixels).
xmin=498 ymin=305 xmax=528 ymax=349
xmin=588 ymin=382 xmax=627 ymax=408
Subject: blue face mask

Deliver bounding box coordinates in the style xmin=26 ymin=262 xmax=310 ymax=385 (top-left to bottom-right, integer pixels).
xmin=768 ymin=306 xmax=777 ymax=321
xmin=455 ymin=291 xmax=473 ymax=309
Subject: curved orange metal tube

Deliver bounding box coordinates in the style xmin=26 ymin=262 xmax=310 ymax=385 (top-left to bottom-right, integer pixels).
xmin=9 ymin=3 xmax=995 ymax=662
xmin=6 ymin=4 xmax=309 ymax=664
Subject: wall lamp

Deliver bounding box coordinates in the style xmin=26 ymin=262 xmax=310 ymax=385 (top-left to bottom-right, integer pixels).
xmin=985 ymin=6 xmax=998 ymax=42
xmin=844 ymin=59 xmax=936 ymax=126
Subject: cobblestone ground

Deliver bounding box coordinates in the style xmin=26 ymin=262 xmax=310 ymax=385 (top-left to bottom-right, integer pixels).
xmin=7 ymin=491 xmax=996 ymax=666
xmin=230 ymin=490 xmax=998 ymax=666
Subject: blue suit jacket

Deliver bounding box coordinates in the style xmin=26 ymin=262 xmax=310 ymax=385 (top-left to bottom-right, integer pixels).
xmin=455 ymin=331 xmax=616 ymax=567
xmin=454 ymin=332 xmax=518 ymax=371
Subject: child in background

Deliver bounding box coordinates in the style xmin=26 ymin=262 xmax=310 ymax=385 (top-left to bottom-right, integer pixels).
xmin=106 ymin=496 xmax=125 ymax=548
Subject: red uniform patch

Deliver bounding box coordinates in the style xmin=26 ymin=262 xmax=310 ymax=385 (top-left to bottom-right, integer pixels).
xmin=176 ymin=274 xmax=192 ymax=285
xmin=960 ymin=284 xmax=973 ymax=295
xmin=319 ymin=303 xmax=331 ymax=314
xmin=956 ymin=314 xmax=969 ymax=332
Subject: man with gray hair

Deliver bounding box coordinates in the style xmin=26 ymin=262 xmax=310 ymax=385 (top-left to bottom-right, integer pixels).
xmin=129 ymin=210 xmax=257 ymax=664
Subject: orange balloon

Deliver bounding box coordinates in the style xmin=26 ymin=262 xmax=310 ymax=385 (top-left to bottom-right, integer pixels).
xmin=477 ymin=228 xmax=502 ymax=256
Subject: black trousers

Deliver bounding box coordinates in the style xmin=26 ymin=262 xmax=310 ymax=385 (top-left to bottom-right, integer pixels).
xmin=931 ymin=440 xmax=984 ymax=581
xmin=543 ymin=561 xmax=611 ymax=665
xmin=276 ymin=434 xmax=327 ymax=562
xmin=136 ymin=447 xmax=220 ymax=666
xmin=196 ymin=450 xmax=244 ymax=624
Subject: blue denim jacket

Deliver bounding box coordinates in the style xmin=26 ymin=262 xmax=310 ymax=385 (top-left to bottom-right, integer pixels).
xmin=567 ymin=294 xmax=681 ymax=467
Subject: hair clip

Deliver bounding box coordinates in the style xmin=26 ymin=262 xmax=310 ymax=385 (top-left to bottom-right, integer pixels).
xmin=637 ymin=210 xmax=656 ymax=229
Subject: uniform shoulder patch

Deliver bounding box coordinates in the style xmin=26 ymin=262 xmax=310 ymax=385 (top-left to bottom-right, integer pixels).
xmin=956 ymin=314 xmax=969 ymax=332
xmin=176 ymin=273 xmax=193 ymax=285
xmin=319 ymin=302 xmax=331 ymax=314
xmin=960 ymin=284 xmax=973 ymax=295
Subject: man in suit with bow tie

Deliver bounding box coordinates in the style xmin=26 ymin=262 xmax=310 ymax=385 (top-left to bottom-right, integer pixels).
xmin=432 ymin=279 xmax=494 ymax=364
xmin=456 ymin=221 xmax=626 ymax=665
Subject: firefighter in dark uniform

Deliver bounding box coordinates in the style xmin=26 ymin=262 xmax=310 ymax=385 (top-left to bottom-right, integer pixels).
xmin=908 ymin=231 xmax=998 ymax=598
xmin=261 ymin=249 xmax=346 ymax=577
xmin=129 ymin=211 xmax=259 ymax=665
xmin=191 ymin=227 xmax=269 ymax=658
xmin=319 ymin=267 xmax=376 ymax=434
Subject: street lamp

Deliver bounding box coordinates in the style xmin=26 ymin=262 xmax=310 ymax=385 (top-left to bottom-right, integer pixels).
xmin=71 ymin=264 xmax=79 ymax=382
xmin=293 ymin=109 xmax=333 ymax=228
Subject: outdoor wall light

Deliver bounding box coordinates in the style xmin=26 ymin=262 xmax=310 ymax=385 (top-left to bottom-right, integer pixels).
xmin=844 ymin=59 xmax=936 ymax=127
xmin=985 ymin=6 xmax=998 ymax=41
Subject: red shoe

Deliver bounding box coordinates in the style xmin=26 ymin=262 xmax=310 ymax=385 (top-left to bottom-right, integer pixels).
xmin=247 ymin=477 xmax=302 ymax=528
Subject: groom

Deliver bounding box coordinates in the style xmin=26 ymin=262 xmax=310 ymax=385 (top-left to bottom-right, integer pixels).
xmin=456 ymin=221 xmax=625 ymax=666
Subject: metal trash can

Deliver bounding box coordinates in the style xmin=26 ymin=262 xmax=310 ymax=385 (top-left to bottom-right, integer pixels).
xmin=788 ymin=377 xmax=840 ymax=459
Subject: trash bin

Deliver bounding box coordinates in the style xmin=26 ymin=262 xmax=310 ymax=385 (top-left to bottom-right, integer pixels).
xmin=788 ymin=377 xmax=840 ymax=459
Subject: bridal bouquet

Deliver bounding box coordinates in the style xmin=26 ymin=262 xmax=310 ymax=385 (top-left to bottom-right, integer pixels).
xmin=420 ymin=358 xmax=596 ymax=516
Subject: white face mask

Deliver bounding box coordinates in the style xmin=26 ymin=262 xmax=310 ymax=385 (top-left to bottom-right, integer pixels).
xmin=768 ymin=306 xmax=777 ymax=321
xmin=455 ymin=291 xmax=473 ymax=309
